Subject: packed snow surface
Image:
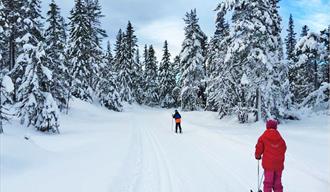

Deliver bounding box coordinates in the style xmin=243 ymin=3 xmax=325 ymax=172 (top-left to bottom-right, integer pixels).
xmin=1 ymin=99 xmax=329 ymax=192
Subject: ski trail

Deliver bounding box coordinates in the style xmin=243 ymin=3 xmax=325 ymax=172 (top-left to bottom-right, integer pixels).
xmin=108 ymin=113 xmax=143 ymax=192
xmin=133 ymin=111 xmax=243 ymax=192
xmin=109 ymin=110 xmax=180 ymax=192
xmin=108 ymin=109 xmax=329 ymax=192
xmin=145 ymin=121 xmax=185 ymax=192
xmin=163 ymin=111 xmax=251 ymax=191
xmin=136 ymin=110 xmax=182 ymax=192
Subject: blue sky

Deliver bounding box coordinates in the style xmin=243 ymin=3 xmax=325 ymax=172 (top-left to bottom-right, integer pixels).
xmin=41 ymin=0 xmax=330 ymax=60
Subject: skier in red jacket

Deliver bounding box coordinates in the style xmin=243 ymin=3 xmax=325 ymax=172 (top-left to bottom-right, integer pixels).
xmin=255 ymin=119 xmax=287 ymax=192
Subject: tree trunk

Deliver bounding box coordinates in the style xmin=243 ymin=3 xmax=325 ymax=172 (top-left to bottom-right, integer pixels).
xmin=314 ymin=59 xmax=318 ymax=91
xmin=255 ymin=88 xmax=260 ymax=122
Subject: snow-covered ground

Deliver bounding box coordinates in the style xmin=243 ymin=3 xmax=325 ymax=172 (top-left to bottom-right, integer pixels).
xmin=1 ymin=99 xmax=329 ymax=192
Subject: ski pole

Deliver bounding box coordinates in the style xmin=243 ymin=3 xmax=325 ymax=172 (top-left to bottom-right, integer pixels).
xmin=257 ymin=160 xmax=260 ymax=192
xmin=257 ymin=160 xmax=263 ymax=192
xmin=259 ymin=171 xmax=264 ymax=192
xmin=171 ymin=116 xmax=174 ymax=133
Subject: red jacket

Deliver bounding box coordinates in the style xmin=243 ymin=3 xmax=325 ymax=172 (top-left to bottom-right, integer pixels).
xmin=255 ymin=129 xmax=287 ymax=171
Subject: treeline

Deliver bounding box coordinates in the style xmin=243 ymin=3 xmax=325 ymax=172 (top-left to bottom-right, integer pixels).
xmin=0 ymin=0 xmax=329 ymax=133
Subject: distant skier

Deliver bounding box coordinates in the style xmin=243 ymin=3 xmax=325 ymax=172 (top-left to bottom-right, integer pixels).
xmin=255 ymin=119 xmax=287 ymax=192
xmin=172 ymin=110 xmax=182 ymax=134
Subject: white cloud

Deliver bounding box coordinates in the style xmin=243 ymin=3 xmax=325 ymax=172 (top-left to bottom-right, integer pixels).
xmin=298 ymin=13 xmax=330 ymax=32
xmin=136 ymin=18 xmax=185 ymax=60
xmin=294 ymin=0 xmax=330 ymax=31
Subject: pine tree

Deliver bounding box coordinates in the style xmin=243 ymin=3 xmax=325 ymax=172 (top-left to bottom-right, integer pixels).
xmin=105 ymin=41 xmax=114 ymax=70
xmin=8 ymin=0 xmax=43 ymax=101
xmin=1 ymin=0 xmax=25 ymax=72
xmin=143 ymin=45 xmax=159 ymax=106
xmin=114 ymin=29 xmax=124 ymax=72
xmin=216 ymin=0 xmax=288 ymax=122
xmin=0 ymin=74 xmax=14 ymax=134
xmin=285 ymin=14 xmax=297 ymax=61
xmin=285 ymin=14 xmax=298 ymax=106
xmin=180 ymin=9 xmax=206 ymax=111
xmin=293 ymin=33 xmax=321 ymax=103
xmin=295 ymin=28 xmax=329 ymax=111
xmin=301 ymin=25 xmax=309 ymax=37
xmin=10 ymin=0 xmax=60 ymax=133
xmin=86 ymin=0 xmax=107 ymax=45
xmin=0 ymin=2 xmax=10 ymax=133
xmin=114 ymin=22 xmax=138 ymax=104
xmin=17 ymin=41 xmax=60 ymax=133
xmin=113 ymin=29 xmax=133 ymax=103
xmin=205 ymin=10 xmax=230 ymax=112
xmin=159 ymin=41 xmax=176 ymax=108
xmin=0 ymin=1 xmax=7 ymax=71
xmin=97 ymin=43 xmax=122 ymax=112
xmin=319 ymin=26 xmax=329 ymax=84
xmin=123 ymin=21 xmax=138 ymax=103
xmin=269 ymin=0 xmax=291 ymax=119
xmin=67 ymin=0 xmax=106 ymax=102
xmin=172 ymin=55 xmax=182 ymax=107
xmin=173 ymin=55 xmax=181 ymax=86
xmin=133 ymin=48 xmax=145 ymax=104
xmin=45 ymin=0 xmax=70 ymax=112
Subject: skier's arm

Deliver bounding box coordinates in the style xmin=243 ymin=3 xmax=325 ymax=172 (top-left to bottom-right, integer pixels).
xmin=255 ymin=136 xmax=264 ymax=160
xmin=283 ymin=138 xmax=287 ymax=153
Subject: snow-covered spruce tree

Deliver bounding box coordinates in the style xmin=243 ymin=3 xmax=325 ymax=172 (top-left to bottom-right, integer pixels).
xmin=96 ymin=43 xmax=122 ymax=112
xmin=0 ymin=1 xmax=7 ymax=70
xmin=17 ymin=42 xmax=60 ymax=133
xmin=113 ymin=29 xmax=133 ymax=103
xmin=124 ymin=21 xmax=139 ymax=103
xmin=172 ymin=55 xmax=181 ymax=86
xmin=296 ymin=27 xmax=329 ymax=111
xmin=105 ymin=41 xmax=114 ymax=71
xmin=45 ymin=0 xmax=70 ymax=112
xmin=300 ymin=25 xmax=309 ymax=37
xmin=216 ymin=0 xmax=289 ymax=122
xmin=1 ymin=0 xmax=26 ymax=73
xmin=285 ymin=14 xmax=297 ymax=62
xmin=269 ymin=0 xmax=291 ymax=119
xmin=143 ymin=45 xmax=159 ymax=106
xmin=0 ymin=74 xmax=14 ymax=134
xmin=159 ymin=41 xmax=176 ymax=108
xmin=205 ymin=9 xmax=230 ymax=112
xmin=134 ymin=44 xmax=149 ymax=104
xmin=319 ymin=26 xmax=329 ymax=84
xmin=113 ymin=22 xmax=138 ymax=104
xmin=285 ymin=14 xmax=298 ymax=105
xmin=179 ymin=9 xmax=207 ymax=111
xmin=7 ymin=0 xmax=42 ymax=102
xmin=0 ymin=7 xmax=14 ymax=133
xmin=67 ymin=0 xmax=106 ymax=102
xmin=133 ymin=48 xmax=145 ymax=104
xmin=8 ymin=0 xmax=59 ymax=133
xmin=171 ymin=55 xmax=182 ymax=108
xmin=292 ymin=33 xmax=321 ymax=104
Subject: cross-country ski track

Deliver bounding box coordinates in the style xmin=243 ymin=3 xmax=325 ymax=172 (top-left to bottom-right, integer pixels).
xmin=1 ymin=99 xmax=329 ymax=192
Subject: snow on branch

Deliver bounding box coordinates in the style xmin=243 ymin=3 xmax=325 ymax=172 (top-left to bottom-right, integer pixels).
xmin=299 ymin=82 xmax=330 ymax=110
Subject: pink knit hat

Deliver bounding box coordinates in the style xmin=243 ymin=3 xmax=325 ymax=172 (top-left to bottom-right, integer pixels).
xmin=266 ymin=119 xmax=278 ymax=129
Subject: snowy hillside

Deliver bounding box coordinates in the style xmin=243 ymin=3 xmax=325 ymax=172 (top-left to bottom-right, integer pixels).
xmin=1 ymin=99 xmax=329 ymax=192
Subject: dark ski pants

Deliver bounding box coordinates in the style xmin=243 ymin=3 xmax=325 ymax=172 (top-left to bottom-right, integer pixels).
xmin=175 ymin=123 xmax=182 ymax=133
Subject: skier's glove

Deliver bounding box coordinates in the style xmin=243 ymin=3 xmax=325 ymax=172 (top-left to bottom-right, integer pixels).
xmin=255 ymin=155 xmax=261 ymax=160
